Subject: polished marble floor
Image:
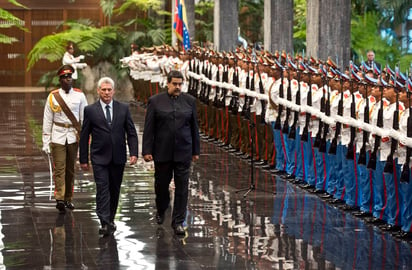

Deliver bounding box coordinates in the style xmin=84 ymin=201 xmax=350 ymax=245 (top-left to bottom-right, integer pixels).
xmin=0 ymin=92 xmax=412 ymax=270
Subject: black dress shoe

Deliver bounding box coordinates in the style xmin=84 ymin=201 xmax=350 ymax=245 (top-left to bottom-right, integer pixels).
xmin=99 ymin=225 xmax=112 ymax=237
xmin=319 ymin=193 xmax=333 ymax=199
xmin=329 ymin=198 xmax=345 ymax=205
xmin=156 ymin=212 xmax=164 ymax=225
xmin=353 ymin=211 xmax=372 ymax=218
xmin=394 ymin=231 xmax=412 ymax=240
xmin=340 ymin=205 xmax=360 ymax=212
xmin=64 ymin=201 xmax=75 ymax=210
xmin=299 ymin=183 xmax=314 ymax=189
xmin=223 ymin=145 xmax=232 ymax=150
xmin=173 ymin=224 xmax=186 ymax=236
xmin=56 ymin=200 xmax=66 ymax=214
xmin=379 ymin=224 xmax=401 ymax=232
xmin=270 ymin=168 xmax=285 ymax=175
xmin=254 ymin=160 xmax=266 ymax=166
xmin=261 ymin=164 xmax=272 ymax=170
xmin=314 ymin=189 xmax=327 ymax=195
xmin=109 ymin=222 xmax=117 ymax=232
xmin=283 ymin=174 xmax=296 ymax=180
xmin=365 ymin=217 xmax=386 ymax=225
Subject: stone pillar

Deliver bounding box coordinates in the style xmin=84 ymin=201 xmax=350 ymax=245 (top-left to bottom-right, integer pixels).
xmin=306 ymin=0 xmax=351 ymax=69
xmin=264 ymin=0 xmax=293 ymax=53
xmin=214 ymin=0 xmax=238 ymax=51
xmin=185 ymin=0 xmax=195 ymax=43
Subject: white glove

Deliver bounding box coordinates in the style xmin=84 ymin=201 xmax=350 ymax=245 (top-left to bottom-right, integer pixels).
xmin=79 ymin=55 xmax=85 ymax=60
xmin=42 ymin=145 xmax=50 ymax=154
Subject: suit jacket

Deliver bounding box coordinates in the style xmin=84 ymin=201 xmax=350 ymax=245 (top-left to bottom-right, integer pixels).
xmin=142 ymin=92 xmax=200 ymax=162
xmin=79 ymin=100 xmax=138 ymax=165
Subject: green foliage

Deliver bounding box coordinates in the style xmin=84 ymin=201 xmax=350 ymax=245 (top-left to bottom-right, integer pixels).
xmin=293 ymin=0 xmax=307 ymax=54
xmin=351 ymin=12 xmax=401 ymax=66
xmin=115 ymin=0 xmax=162 ymax=14
xmin=27 ymin=22 xmax=119 ymax=70
xmin=195 ymin=0 xmax=214 ymax=44
xmin=0 ymin=1 xmax=28 ymax=44
xmin=239 ymin=0 xmax=264 ymax=44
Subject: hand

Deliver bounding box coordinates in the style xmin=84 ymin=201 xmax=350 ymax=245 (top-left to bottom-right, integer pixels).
xmin=129 ymin=156 xmax=137 ymax=165
xmin=42 ymin=145 xmax=50 ymax=154
xmin=192 ymin=155 xmax=199 ymax=162
xmin=79 ymin=55 xmax=85 ymax=60
xmin=80 ymin=163 xmax=89 ymax=171
xmin=143 ymin=154 xmax=153 ymax=162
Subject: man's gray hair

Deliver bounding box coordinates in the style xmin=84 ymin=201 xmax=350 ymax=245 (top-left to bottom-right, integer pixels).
xmin=98 ymin=77 xmax=115 ymax=89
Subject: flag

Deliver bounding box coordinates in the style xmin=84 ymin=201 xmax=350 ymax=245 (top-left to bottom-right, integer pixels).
xmin=173 ymin=0 xmax=191 ymax=51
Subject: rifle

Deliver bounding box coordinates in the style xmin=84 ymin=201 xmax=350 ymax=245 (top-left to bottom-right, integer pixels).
xmin=319 ymin=65 xmax=330 ymax=153
xmin=256 ymin=61 xmax=267 ymax=125
xmin=244 ymin=61 xmax=256 ymax=119
xmin=282 ymin=59 xmax=293 ymax=134
xmin=220 ymin=61 xmax=229 ymax=109
xmin=206 ymin=61 xmax=212 ymax=105
xmin=301 ymin=70 xmax=313 ymax=142
xmin=194 ymin=57 xmax=200 ymax=98
xmin=274 ymin=60 xmax=285 ymax=130
xmin=329 ymin=70 xmax=344 ymax=155
xmin=241 ymin=63 xmax=251 ymax=117
xmin=401 ymin=79 xmax=412 ymax=182
xmin=230 ymin=60 xmax=240 ymax=115
xmin=199 ymin=58 xmax=207 ymax=103
xmin=213 ymin=63 xmax=221 ymax=107
xmin=358 ymin=80 xmax=370 ymax=165
xmin=188 ymin=56 xmax=194 ymax=96
xmin=288 ymin=61 xmax=304 ymax=139
xmin=314 ymin=74 xmax=325 ymax=148
xmin=367 ymin=76 xmax=386 ymax=170
xmin=384 ymin=68 xmax=401 ymax=173
xmin=346 ymin=71 xmax=357 ymax=160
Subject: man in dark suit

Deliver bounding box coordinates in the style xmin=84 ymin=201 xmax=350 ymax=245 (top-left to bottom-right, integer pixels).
xmin=142 ymin=70 xmax=200 ymax=236
xmin=365 ymin=50 xmax=381 ymax=76
xmin=79 ymin=77 xmax=138 ymax=236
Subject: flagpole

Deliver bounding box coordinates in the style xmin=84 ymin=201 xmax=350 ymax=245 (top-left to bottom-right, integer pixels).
xmin=172 ymin=0 xmax=177 ymax=48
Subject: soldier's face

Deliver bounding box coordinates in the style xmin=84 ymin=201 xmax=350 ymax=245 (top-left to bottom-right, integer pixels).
xmin=59 ymin=74 xmax=73 ymax=92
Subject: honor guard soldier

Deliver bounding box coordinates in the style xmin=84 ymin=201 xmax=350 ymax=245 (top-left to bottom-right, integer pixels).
xmin=42 ymin=65 xmax=88 ymax=213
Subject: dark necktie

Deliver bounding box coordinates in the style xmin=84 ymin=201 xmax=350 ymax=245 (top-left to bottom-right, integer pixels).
xmin=105 ymin=105 xmax=111 ymax=125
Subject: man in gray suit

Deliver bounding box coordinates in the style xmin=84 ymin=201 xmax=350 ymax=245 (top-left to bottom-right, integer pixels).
xmin=79 ymin=77 xmax=138 ymax=236
xmin=142 ymin=70 xmax=200 ymax=235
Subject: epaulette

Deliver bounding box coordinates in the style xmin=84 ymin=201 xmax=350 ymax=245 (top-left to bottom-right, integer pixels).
xmin=51 ymin=89 xmax=59 ymax=93
xmin=73 ymin=88 xmax=83 ymax=93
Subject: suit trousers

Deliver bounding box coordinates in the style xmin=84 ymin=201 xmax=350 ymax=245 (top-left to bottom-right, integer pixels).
xmin=154 ymin=160 xmax=191 ymax=227
xmin=92 ymin=163 xmax=125 ymax=226
xmin=51 ymin=142 xmax=78 ymax=202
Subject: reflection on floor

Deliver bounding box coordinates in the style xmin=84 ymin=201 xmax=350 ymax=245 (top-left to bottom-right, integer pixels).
xmin=0 ymin=92 xmax=411 ymax=270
